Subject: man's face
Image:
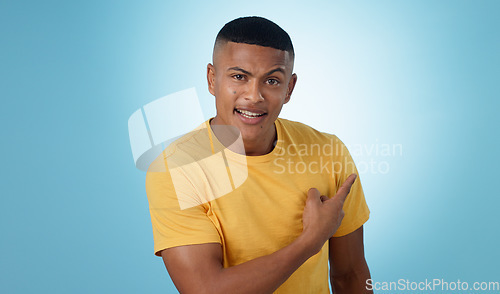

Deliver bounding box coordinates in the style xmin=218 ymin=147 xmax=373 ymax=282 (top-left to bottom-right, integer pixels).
xmin=207 ymin=42 xmax=297 ymax=144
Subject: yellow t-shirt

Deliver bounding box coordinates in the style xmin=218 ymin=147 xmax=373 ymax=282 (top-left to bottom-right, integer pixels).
xmin=146 ymin=118 xmax=370 ymax=293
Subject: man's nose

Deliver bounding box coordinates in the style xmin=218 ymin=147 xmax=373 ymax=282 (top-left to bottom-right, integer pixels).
xmin=244 ymin=80 xmax=264 ymax=103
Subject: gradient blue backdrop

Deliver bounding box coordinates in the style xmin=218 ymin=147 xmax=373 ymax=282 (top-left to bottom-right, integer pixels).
xmin=1 ymin=1 xmax=499 ymax=293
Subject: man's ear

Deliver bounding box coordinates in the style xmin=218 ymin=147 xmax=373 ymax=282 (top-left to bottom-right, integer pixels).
xmin=207 ymin=63 xmax=216 ymax=96
xmin=284 ymin=73 xmax=297 ymax=104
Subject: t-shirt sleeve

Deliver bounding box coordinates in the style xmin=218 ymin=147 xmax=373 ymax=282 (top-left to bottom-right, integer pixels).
xmin=145 ymin=153 xmax=221 ymax=257
xmin=331 ymin=136 xmax=370 ymax=237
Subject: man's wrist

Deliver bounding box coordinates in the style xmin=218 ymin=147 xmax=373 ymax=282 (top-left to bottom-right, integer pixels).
xmin=295 ymin=232 xmax=323 ymax=257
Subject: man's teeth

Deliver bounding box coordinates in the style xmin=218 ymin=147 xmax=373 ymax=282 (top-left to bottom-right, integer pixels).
xmin=236 ymin=109 xmax=265 ymax=118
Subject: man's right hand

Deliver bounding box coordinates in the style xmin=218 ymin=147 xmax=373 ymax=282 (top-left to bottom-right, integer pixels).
xmin=160 ymin=173 xmax=358 ymax=294
xmin=301 ymin=173 xmax=357 ymax=254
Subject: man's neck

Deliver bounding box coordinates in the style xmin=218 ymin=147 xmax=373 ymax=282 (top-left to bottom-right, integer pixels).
xmin=242 ymin=126 xmax=277 ymax=156
xmin=209 ymin=119 xmax=277 ymax=156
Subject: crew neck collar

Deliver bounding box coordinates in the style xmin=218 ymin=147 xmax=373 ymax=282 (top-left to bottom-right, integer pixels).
xmin=206 ymin=118 xmax=283 ymax=163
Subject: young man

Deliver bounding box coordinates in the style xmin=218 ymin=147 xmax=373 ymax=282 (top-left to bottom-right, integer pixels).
xmin=146 ymin=16 xmax=372 ymax=293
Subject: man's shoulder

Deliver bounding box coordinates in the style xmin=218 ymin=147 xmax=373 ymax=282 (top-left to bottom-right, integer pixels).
xmin=147 ymin=120 xmax=211 ymax=173
xmin=277 ymin=117 xmax=340 ymax=142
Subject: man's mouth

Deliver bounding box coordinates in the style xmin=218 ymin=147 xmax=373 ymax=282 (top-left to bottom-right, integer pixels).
xmin=235 ymin=108 xmax=267 ymax=119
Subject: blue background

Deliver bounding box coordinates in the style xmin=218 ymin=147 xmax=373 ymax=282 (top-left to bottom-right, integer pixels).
xmin=1 ymin=0 xmax=498 ymax=293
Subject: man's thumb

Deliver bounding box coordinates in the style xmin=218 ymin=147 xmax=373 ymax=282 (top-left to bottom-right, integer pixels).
xmin=307 ymin=188 xmax=321 ymax=204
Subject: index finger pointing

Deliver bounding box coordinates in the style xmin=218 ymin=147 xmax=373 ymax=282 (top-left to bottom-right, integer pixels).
xmin=334 ymin=173 xmax=357 ymax=203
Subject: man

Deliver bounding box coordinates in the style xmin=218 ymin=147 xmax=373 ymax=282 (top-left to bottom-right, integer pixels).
xmin=146 ymin=16 xmax=372 ymax=293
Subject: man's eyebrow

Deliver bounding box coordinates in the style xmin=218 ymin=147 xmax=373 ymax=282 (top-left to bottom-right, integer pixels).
xmin=227 ymin=67 xmax=286 ymax=76
xmin=265 ymin=67 xmax=285 ymax=76
xmin=227 ymin=67 xmax=252 ymax=75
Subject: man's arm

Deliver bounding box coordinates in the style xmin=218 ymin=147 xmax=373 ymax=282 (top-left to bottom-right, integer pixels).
xmin=161 ymin=174 xmax=358 ymax=294
xmin=329 ymin=225 xmax=372 ymax=294
xmin=162 ymin=235 xmax=313 ymax=294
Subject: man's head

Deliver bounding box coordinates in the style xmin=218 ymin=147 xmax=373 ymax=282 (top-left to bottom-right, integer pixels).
xmin=213 ymin=16 xmax=295 ymax=67
xmin=208 ymin=16 xmax=297 ymax=154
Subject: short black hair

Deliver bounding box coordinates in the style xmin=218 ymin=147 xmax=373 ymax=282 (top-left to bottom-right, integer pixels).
xmin=215 ymin=16 xmax=294 ymax=58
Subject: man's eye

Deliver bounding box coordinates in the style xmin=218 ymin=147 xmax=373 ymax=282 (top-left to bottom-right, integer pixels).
xmin=267 ymin=79 xmax=279 ymax=85
xmin=233 ymin=74 xmax=244 ymax=80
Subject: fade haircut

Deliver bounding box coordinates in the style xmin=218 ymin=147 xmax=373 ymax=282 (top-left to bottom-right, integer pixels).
xmin=214 ymin=16 xmax=294 ymax=59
